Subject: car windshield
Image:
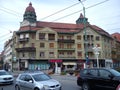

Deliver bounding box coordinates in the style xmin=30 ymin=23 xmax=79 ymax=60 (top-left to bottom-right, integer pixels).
xmin=32 ymin=74 xmax=51 ymax=81
xmin=0 ymin=71 xmax=9 ymax=76
xmin=110 ymin=69 xmax=120 ymax=76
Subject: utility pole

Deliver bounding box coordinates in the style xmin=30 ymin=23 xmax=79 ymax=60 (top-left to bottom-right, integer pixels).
xmin=78 ymin=0 xmax=88 ymax=68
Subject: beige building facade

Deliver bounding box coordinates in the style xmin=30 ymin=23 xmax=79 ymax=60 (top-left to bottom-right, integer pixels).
xmin=12 ymin=3 xmax=113 ymax=70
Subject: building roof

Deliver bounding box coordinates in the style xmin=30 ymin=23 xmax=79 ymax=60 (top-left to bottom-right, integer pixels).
xmin=111 ymin=33 xmax=120 ymax=42
xmin=19 ymin=21 xmax=111 ymax=38
xmin=19 ymin=3 xmax=112 ymax=38
xmin=25 ymin=2 xmax=35 ymax=13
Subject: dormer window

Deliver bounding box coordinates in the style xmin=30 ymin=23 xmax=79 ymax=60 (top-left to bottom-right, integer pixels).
xmin=20 ymin=34 xmax=24 ymax=39
xmin=26 ymin=34 xmax=29 ymax=38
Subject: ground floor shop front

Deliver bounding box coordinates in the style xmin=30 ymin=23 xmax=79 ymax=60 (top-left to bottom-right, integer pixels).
xmin=13 ymin=58 xmax=116 ymax=71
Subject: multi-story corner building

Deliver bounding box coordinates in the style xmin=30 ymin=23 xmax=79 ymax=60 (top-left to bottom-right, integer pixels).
xmin=3 ymin=39 xmax=13 ymax=71
xmin=12 ymin=3 xmax=113 ymax=70
xmin=111 ymin=33 xmax=120 ymax=68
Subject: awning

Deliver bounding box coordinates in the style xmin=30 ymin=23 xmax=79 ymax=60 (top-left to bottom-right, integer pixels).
xmin=49 ymin=59 xmax=62 ymax=63
xmin=63 ymin=62 xmax=76 ymax=65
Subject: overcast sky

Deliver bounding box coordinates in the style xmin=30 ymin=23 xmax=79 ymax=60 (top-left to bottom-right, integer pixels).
xmin=0 ymin=0 xmax=120 ymax=52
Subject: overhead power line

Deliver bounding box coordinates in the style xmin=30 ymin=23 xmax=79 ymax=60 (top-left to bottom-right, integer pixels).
xmin=40 ymin=2 xmax=80 ymax=20
xmin=0 ymin=8 xmax=19 ymax=17
xmin=40 ymin=0 xmax=86 ymax=20
xmin=52 ymin=0 xmax=109 ymax=22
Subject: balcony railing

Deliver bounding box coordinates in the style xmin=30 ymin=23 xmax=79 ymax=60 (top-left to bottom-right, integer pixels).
xmin=58 ymin=48 xmax=75 ymax=51
xmin=18 ymin=38 xmax=29 ymax=42
xmin=58 ymin=39 xmax=75 ymax=43
xmin=58 ymin=55 xmax=75 ymax=59
xmin=16 ymin=47 xmax=36 ymax=52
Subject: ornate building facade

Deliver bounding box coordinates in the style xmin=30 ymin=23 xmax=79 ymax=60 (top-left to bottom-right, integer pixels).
xmin=12 ymin=3 xmax=113 ymax=70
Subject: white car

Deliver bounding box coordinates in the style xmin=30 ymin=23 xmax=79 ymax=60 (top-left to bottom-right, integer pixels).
xmin=15 ymin=70 xmax=62 ymax=90
xmin=0 ymin=70 xmax=14 ymax=85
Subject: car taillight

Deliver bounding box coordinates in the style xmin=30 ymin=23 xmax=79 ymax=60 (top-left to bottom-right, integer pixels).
xmin=116 ymin=84 xmax=120 ymax=90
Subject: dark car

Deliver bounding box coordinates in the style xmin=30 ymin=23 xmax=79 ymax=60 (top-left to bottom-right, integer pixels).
xmin=77 ymin=68 xmax=120 ymax=90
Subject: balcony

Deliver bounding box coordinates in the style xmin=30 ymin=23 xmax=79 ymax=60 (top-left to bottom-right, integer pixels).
xmin=58 ymin=39 xmax=75 ymax=43
xmin=58 ymin=55 xmax=75 ymax=59
xmin=16 ymin=47 xmax=36 ymax=52
xmin=58 ymin=48 xmax=75 ymax=51
xmin=87 ymin=47 xmax=94 ymax=52
xmin=19 ymin=38 xmax=29 ymax=42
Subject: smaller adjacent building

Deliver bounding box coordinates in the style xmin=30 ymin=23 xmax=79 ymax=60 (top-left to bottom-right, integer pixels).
xmin=3 ymin=39 xmax=13 ymax=71
xmin=111 ymin=33 xmax=120 ymax=68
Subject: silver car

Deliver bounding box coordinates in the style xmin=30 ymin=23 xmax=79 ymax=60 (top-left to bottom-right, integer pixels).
xmin=15 ymin=71 xmax=62 ymax=90
xmin=0 ymin=70 xmax=14 ymax=85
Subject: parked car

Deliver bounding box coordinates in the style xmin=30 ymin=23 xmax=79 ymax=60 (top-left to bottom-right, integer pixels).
xmin=77 ymin=68 xmax=120 ymax=90
xmin=15 ymin=70 xmax=62 ymax=90
xmin=0 ymin=70 xmax=14 ymax=85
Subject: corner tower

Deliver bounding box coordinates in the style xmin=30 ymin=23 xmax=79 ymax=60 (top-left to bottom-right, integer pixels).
xmin=76 ymin=13 xmax=88 ymax=24
xmin=23 ymin=2 xmax=37 ymax=23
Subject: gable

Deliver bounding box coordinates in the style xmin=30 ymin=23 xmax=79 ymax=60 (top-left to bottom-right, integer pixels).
xmin=38 ymin=27 xmax=56 ymax=33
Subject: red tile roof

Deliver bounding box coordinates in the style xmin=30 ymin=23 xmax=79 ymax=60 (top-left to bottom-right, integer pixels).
xmin=19 ymin=21 xmax=111 ymax=38
xmin=111 ymin=33 xmax=120 ymax=41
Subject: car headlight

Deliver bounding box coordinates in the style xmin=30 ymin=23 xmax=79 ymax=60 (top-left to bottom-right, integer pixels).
xmin=0 ymin=78 xmax=3 ymax=80
xmin=43 ymin=85 xmax=50 ymax=89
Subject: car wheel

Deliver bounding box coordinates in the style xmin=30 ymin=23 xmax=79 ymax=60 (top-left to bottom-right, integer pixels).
xmin=82 ymin=82 xmax=90 ymax=90
xmin=15 ymin=85 xmax=20 ymax=90
xmin=34 ymin=88 xmax=40 ymax=90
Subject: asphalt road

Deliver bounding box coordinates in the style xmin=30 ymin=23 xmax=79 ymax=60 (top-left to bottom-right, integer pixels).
xmin=0 ymin=74 xmax=81 ymax=90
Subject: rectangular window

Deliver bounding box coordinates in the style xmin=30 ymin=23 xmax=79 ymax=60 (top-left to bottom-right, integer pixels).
xmin=30 ymin=52 xmax=35 ymax=58
xmin=77 ymin=44 xmax=81 ymax=49
xmin=96 ymin=36 xmax=100 ymax=41
xmin=48 ymin=34 xmax=55 ymax=40
xmin=40 ymin=52 xmax=45 ymax=58
xmin=20 ymin=34 xmax=24 ymax=39
xmin=32 ymin=34 xmax=35 ymax=39
xmin=26 ymin=34 xmax=29 ymax=38
xmin=23 ymin=43 xmax=25 ymax=47
xmin=77 ymin=35 xmax=81 ymax=40
xmin=39 ymin=33 xmax=45 ymax=40
xmin=49 ymin=52 xmax=54 ymax=57
xmin=40 ymin=43 xmax=45 ymax=48
xmin=31 ymin=43 xmax=35 ymax=47
xmin=59 ymin=43 xmax=64 ymax=48
xmin=67 ymin=36 xmax=72 ymax=40
xmin=67 ymin=52 xmax=72 ymax=55
xmin=78 ymin=52 xmax=82 ymax=57
xmin=67 ymin=44 xmax=72 ymax=49
xmin=49 ymin=43 xmax=54 ymax=48
xmin=59 ymin=35 xmax=64 ymax=39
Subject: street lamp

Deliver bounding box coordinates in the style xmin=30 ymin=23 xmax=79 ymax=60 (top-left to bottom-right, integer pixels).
xmin=93 ymin=45 xmax=101 ymax=68
xmin=78 ymin=0 xmax=88 ymax=68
